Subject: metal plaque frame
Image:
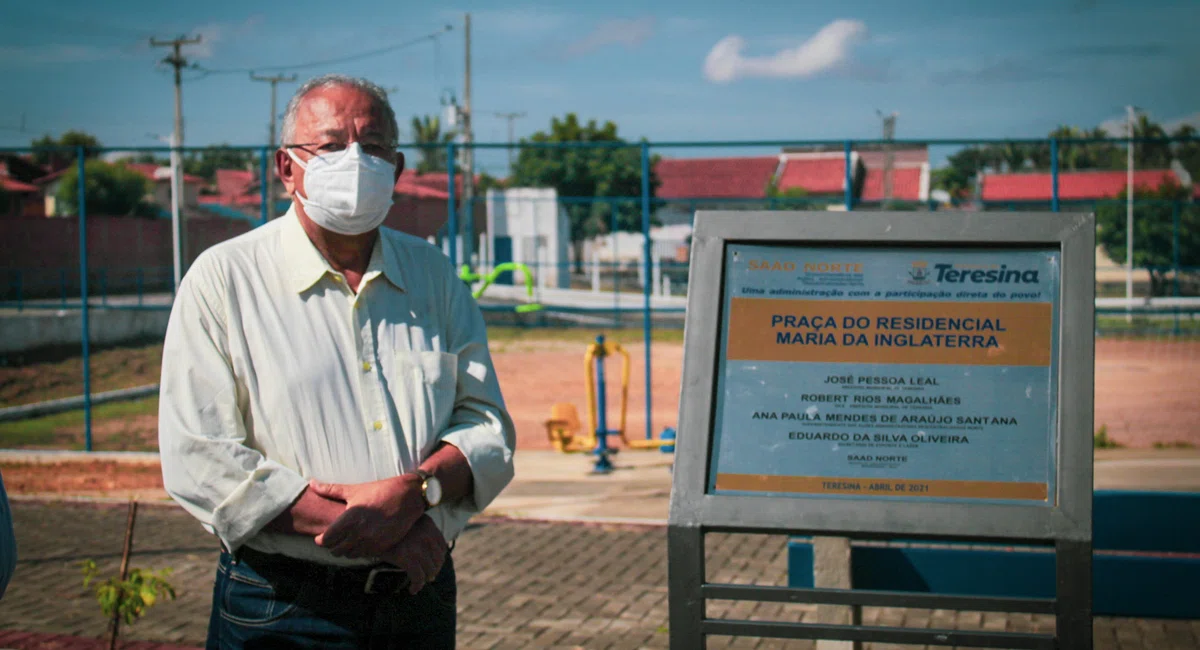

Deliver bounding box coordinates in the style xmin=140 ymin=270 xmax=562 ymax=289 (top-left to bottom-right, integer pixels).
xmin=667 ymin=210 xmax=1095 ymax=649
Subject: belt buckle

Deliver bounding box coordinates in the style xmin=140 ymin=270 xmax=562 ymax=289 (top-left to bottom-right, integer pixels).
xmin=363 ymin=567 xmax=408 ymax=595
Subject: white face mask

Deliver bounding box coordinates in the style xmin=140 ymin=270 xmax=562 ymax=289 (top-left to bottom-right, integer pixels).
xmin=286 ymin=142 xmax=396 ymax=235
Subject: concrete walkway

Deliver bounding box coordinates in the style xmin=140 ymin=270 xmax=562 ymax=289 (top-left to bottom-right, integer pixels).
xmin=0 ymin=448 xmax=1197 ymax=649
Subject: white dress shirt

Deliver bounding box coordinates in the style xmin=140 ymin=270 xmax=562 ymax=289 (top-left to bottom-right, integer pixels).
xmin=158 ymin=206 xmax=516 ymax=567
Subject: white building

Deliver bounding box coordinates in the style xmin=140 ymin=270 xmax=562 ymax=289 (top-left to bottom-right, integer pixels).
xmin=483 ymin=187 xmax=572 ymax=289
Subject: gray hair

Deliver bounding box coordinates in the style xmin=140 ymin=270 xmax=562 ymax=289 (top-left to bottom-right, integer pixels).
xmin=279 ymin=74 xmax=399 ymax=148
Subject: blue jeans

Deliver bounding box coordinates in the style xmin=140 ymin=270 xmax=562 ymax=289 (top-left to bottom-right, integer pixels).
xmin=206 ymin=547 xmax=456 ymax=649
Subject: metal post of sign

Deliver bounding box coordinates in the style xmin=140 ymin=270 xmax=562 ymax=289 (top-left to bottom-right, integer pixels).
xmin=668 ymin=209 xmax=1095 ymax=649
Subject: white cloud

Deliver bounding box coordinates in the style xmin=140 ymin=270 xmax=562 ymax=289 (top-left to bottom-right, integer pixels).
xmin=185 ymin=15 xmax=263 ymax=59
xmin=565 ymin=17 xmax=656 ymax=57
xmin=1164 ymin=112 xmax=1200 ymax=133
xmin=703 ymin=19 xmax=868 ymax=83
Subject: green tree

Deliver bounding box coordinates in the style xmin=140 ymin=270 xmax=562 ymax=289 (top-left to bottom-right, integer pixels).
xmin=1096 ymin=179 xmax=1199 ymax=296
xmin=410 ymin=115 xmax=454 ymax=173
xmin=507 ymin=113 xmax=660 ymax=273
xmin=55 ymin=160 xmax=154 ymax=218
xmin=1171 ymin=124 xmax=1200 ymax=181
xmin=183 ymin=145 xmax=256 ymax=183
xmin=31 ymin=130 xmax=103 ymax=169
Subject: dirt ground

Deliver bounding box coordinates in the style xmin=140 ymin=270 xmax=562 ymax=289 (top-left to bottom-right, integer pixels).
xmin=1 ymin=337 xmax=1196 ymax=495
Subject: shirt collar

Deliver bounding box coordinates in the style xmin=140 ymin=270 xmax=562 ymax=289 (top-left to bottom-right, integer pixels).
xmin=280 ymin=206 xmax=406 ymax=294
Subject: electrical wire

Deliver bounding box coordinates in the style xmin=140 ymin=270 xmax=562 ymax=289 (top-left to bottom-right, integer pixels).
xmin=192 ymin=25 xmax=452 ymax=78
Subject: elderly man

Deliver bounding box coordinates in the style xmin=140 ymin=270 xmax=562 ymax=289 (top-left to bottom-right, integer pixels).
xmin=158 ymin=74 xmax=515 ymax=649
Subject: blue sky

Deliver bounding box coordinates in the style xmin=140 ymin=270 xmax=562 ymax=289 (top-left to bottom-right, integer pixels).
xmin=2 ymin=0 xmax=1197 ymax=175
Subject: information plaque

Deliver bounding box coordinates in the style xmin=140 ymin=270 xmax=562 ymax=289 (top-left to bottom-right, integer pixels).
xmin=709 ymin=245 xmax=1061 ymax=504
xmin=667 ymin=211 xmax=1094 ymax=650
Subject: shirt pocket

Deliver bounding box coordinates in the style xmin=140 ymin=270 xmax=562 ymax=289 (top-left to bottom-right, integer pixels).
xmin=396 ymin=350 xmax=459 ymax=447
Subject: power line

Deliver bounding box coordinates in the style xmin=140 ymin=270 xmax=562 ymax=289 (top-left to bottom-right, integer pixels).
xmin=193 ymin=25 xmax=452 ymax=78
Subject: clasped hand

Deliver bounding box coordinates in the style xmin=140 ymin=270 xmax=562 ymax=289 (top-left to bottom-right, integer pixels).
xmin=308 ymin=476 xmax=448 ymax=593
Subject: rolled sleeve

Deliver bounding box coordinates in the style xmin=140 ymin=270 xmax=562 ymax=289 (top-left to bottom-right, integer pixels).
xmin=158 ymin=258 xmax=308 ymax=552
xmin=436 ymin=261 xmax=516 ymax=513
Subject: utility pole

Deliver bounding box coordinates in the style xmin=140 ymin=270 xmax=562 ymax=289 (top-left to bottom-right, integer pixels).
xmin=250 ymin=72 xmax=297 ymax=220
xmin=493 ymin=111 xmax=527 ymax=170
xmin=150 ymin=34 xmax=201 ymax=290
xmin=877 ymin=110 xmax=897 ymax=209
xmin=1125 ymin=105 xmax=1138 ymax=321
xmin=460 ymin=12 xmax=475 ymax=267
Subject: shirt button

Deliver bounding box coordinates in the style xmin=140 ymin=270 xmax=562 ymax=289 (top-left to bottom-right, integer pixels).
xmin=372 ymin=421 xmax=383 ymax=431
xmin=362 ymin=361 xmax=372 ymax=372
xmin=332 ymin=275 xmax=344 ymax=283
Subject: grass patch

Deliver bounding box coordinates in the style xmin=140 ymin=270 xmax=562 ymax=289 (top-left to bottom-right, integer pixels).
xmin=1093 ymin=425 xmax=1123 ymax=449
xmin=0 ymin=342 xmax=163 ymax=408
xmin=1153 ymin=440 xmax=1196 ymax=449
xmin=0 ymin=397 xmax=159 ymax=449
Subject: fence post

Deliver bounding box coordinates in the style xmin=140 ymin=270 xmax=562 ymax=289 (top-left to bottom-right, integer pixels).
xmin=136 ymin=268 xmax=144 ymax=307
xmin=14 ymin=271 xmax=21 ymax=312
xmin=1173 ymin=201 xmax=1181 ymax=298
xmin=260 ymin=146 xmax=270 ymax=226
xmin=612 ymin=200 xmax=620 ymax=329
xmin=447 ymin=142 xmax=458 ymax=269
xmin=77 ymin=146 xmax=93 ymax=452
xmin=843 ymin=140 xmax=853 ymax=212
xmin=1051 ymin=138 xmax=1060 ymax=213
xmin=60 ymin=269 xmax=67 ymax=308
xmin=1173 ymin=201 xmax=1181 ymax=336
xmin=640 ymin=141 xmax=653 ymax=441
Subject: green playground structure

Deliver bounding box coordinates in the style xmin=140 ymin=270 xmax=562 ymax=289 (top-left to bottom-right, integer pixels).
xmin=458 ymin=262 xmax=544 ymax=314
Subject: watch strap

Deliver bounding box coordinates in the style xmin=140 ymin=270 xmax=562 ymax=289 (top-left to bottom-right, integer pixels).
xmin=413 ymin=468 xmax=436 ymax=508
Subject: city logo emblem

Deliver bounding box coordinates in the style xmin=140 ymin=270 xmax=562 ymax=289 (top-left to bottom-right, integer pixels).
xmin=908 ymin=261 xmax=930 ymax=284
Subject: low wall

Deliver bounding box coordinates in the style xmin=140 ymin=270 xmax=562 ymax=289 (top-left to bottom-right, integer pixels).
xmin=0 ymin=308 xmax=170 ymax=356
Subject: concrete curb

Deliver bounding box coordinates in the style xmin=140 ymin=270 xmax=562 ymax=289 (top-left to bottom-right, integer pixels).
xmin=0 ymin=384 xmax=158 ymax=423
xmin=6 ymin=494 xmax=668 ymax=528
xmin=0 ymin=450 xmax=160 ymax=464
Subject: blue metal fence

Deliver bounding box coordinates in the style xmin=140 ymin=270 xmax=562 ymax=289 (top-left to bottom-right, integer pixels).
xmin=1 ymin=136 xmax=1197 ymax=450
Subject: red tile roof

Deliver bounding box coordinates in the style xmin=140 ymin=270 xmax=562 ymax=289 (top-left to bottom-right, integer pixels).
xmin=654 ymin=156 xmax=780 ymax=199
xmin=216 ymin=169 xmax=255 ymax=200
xmin=776 ymin=155 xmax=847 ymax=195
xmin=862 ymin=167 xmax=925 ymax=202
xmin=394 ymin=179 xmax=449 ymax=200
xmin=982 ymin=169 xmax=1180 ymax=202
xmin=125 ymin=162 xmax=205 ymax=185
xmin=1 ymin=177 xmax=39 ymax=193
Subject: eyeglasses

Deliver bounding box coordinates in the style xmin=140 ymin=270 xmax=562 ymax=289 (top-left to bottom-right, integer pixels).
xmin=284 ymin=142 xmax=397 ymax=161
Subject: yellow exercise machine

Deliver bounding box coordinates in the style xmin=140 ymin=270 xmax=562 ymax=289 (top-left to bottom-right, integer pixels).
xmin=544 ymin=334 xmax=675 ymax=471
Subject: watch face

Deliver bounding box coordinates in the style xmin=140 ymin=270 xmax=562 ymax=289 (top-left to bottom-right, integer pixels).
xmin=425 ymin=476 xmax=443 ymax=506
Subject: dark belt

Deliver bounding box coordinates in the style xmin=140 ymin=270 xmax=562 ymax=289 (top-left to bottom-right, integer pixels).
xmin=232 ymin=545 xmax=415 ymax=596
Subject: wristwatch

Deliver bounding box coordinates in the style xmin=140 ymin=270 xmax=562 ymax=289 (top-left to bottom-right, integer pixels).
xmin=413 ymin=468 xmax=443 ymax=509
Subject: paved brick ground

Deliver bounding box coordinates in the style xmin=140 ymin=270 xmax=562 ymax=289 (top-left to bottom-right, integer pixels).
xmin=0 ymin=501 xmax=1196 ymax=649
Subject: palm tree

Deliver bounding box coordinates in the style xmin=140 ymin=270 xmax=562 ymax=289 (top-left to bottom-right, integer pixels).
xmin=410 ymin=115 xmax=455 ymax=174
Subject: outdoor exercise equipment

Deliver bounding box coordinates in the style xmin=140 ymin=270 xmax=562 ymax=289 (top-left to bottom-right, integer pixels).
xmin=458 ymin=263 xmax=543 ymax=314
xmin=544 ymin=334 xmax=675 ymax=473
